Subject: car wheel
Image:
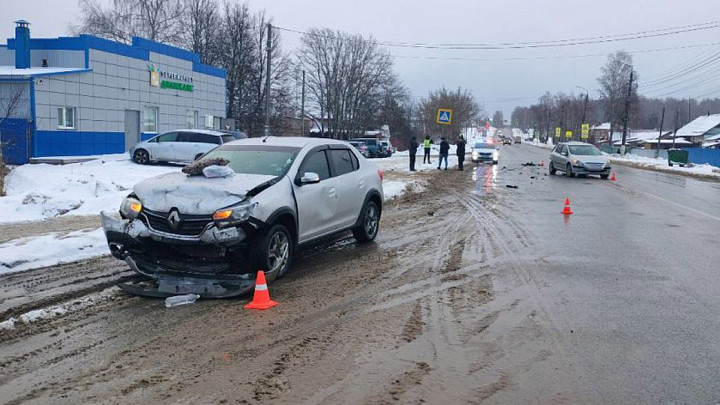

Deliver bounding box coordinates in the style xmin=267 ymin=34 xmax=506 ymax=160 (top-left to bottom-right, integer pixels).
xmin=549 ymin=161 xmax=556 ymax=175
xmin=566 ymin=163 xmax=575 ymax=177
xmin=252 ymin=223 xmax=293 ymax=282
xmin=353 ymin=200 xmax=380 ymax=243
xmin=601 ymin=174 xmax=609 ymax=179
xmin=493 ymin=160 xmax=498 ymax=165
xmin=133 ymin=149 xmax=150 ymax=164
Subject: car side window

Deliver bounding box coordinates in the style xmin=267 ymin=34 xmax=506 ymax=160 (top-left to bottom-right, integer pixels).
xmin=349 ymin=150 xmax=359 ymax=170
xmin=329 ymin=149 xmax=356 ymax=176
xmin=221 ymin=135 xmax=235 ymax=143
xmin=156 ymin=132 xmax=178 ymax=143
xmin=176 ymin=132 xmax=194 ymax=142
xmin=561 ymin=145 xmax=568 ymax=155
xmin=553 ymin=145 xmax=562 ymax=154
xmin=300 ymin=150 xmax=331 ymax=180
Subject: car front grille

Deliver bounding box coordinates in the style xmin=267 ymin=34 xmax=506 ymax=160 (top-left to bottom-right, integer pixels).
xmin=141 ymin=209 xmax=213 ymax=236
xmin=584 ymin=162 xmax=606 ymax=171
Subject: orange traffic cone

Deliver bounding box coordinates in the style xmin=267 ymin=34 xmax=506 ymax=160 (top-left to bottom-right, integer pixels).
xmin=539 ymin=160 xmax=545 ymax=166
xmin=244 ymin=271 xmax=278 ymax=310
xmin=561 ymin=198 xmax=574 ymax=215
xmin=610 ymin=171 xmax=616 ymax=181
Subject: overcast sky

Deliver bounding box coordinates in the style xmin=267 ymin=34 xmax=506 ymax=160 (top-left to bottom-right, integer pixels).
xmin=4 ymin=0 xmax=720 ymax=116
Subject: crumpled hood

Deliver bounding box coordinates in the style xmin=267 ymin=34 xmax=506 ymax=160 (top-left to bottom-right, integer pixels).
xmin=134 ymin=171 xmax=277 ymax=214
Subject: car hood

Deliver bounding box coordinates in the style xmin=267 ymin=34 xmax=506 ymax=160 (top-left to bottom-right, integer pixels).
xmin=473 ymin=148 xmax=496 ymax=153
xmin=133 ymin=171 xmax=277 ymax=214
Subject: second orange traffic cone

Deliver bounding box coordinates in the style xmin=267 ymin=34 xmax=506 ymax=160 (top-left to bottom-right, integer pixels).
xmin=561 ymin=198 xmax=574 ymax=215
xmin=244 ymin=271 xmax=278 ymax=310
xmin=610 ymin=171 xmax=616 ymax=181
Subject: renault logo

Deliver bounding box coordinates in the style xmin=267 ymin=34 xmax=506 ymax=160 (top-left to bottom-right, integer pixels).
xmin=167 ymin=210 xmax=182 ymax=230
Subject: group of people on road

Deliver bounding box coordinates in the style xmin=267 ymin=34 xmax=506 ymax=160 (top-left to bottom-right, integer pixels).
xmin=408 ymin=135 xmax=466 ymax=171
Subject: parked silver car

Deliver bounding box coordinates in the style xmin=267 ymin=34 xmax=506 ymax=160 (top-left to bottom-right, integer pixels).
xmin=130 ymin=129 xmax=236 ymax=164
xmin=102 ymin=137 xmax=384 ymax=297
xmin=471 ymin=141 xmax=499 ymax=164
xmin=549 ymin=141 xmax=611 ymax=179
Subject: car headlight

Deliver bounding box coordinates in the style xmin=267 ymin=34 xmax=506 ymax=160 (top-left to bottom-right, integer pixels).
xmin=572 ymin=158 xmax=582 ymax=166
xmin=213 ymin=201 xmax=258 ymax=228
xmin=120 ymin=197 xmax=143 ymax=220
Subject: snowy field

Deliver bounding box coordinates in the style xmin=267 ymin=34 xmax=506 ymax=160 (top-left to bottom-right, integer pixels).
xmin=0 ymin=152 xmax=434 ymax=273
xmin=609 ymin=153 xmax=720 ymax=178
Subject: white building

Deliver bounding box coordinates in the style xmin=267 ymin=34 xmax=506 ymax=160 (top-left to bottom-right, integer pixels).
xmin=0 ymin=20 xmax=226 ymax=164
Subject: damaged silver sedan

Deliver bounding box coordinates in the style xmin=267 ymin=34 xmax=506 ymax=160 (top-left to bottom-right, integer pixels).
xmin=102 ymin=137 xmax=384 ymax=298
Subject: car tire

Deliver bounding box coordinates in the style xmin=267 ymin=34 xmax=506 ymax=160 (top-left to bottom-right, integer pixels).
xmin=353 ymin=200 xmax=380 ymax=243
xmin=601 ymin=174 xmax=609 ymax=179
xmin=252 ymin=223 xmax=293 ymax=282
xmin=549 ymin=162 xmax=556 ymax=175
xmin=566 ymin=163 xmax=575 ymax=177
xmin=493 ymin=160 xmax=498 ymax=165
xmin=133 ymin=149 xmax=150 ymax=165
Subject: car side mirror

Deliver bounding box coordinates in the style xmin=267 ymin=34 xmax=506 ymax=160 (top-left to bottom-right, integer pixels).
xmin=563 ymin=151 xmax=568 ymax=156
xmin=300 ymin=172 xmax=321 ymax=185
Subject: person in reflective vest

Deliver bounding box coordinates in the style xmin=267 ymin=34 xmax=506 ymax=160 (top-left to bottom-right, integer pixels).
xmin=423 ymin=135 xmax=433 ymax=164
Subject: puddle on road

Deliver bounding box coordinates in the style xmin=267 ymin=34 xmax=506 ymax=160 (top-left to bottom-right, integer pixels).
xmin=473 ymin=164 xmax=498 ymax=195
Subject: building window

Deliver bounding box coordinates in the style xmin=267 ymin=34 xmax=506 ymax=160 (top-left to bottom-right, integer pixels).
xmin=57 ymin=107 xmax=76 ymax=129
xmin=143 ymin=106 xmax=158 ymax=133
xmin=186 ymin=110 xmax=198 ymax=129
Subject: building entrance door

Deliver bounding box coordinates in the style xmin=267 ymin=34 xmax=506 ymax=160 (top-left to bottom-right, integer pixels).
xmin=124 ymin=110 xmax=140 ymax=151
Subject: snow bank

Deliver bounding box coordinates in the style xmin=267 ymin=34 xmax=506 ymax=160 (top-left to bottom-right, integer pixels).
xmin=0 ymin=154 xmax=178 ymax=224
xmin=609 ymin=154 xmax=720 ymax=178
xmin=0 ymin=287 xmax=120 ymax=330
xmin=0 ymin=228 xmax=108 ymax=274
xmin=383 ymin=180 xmax=427 ymax=200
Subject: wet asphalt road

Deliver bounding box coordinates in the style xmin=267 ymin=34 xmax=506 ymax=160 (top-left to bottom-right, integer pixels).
xmin=480 ymin=133 xmax=720 ymax=403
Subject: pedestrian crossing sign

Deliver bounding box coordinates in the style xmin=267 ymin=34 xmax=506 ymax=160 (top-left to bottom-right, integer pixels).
xmin=565 ymin=130 xmax=573 ymax=139
xmin=436 ymin=109 xmax=453 ymax=125
xmin=555 ymin=127 xmax=561 ymax=137
xmin=581 ymin=123 xmax=590 ymax=139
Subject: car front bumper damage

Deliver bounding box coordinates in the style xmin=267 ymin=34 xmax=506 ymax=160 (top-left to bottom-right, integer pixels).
xmin=101 ymin=211 xmax=257 ymax=298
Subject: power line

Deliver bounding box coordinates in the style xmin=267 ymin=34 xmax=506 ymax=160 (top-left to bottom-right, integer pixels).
xmin=640 ymin=50 xmax=720 ymax=88
xmin=275 ymin=20 xmax=720 ymax=50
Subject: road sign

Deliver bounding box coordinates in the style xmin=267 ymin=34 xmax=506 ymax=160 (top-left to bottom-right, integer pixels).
xmin=555 ymin=127 xmax=561 ymax=138
xmin=581 ymin=123 xmax=590 ymax=139
xmin=436 ymin=109 xmax=453 ymax=125
xmin=565 ymin=130 xmax=573 ymax=139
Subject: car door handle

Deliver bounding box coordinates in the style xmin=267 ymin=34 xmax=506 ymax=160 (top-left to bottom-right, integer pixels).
xmin=328 ymin=187 xmax=338 ymax=199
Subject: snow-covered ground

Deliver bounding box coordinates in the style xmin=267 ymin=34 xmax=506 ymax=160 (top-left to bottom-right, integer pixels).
xmin=609 ymin=154 xmax=720 ymax=178
xmin=1 ymin=154 xmax=177 ymax=224
xmin=383 ymin=180 xmax=427 ymax=200
xmin=0 ymin=228 xmax=108 ymax=275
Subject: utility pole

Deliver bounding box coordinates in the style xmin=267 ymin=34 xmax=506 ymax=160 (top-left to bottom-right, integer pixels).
xmin=300 ymin=70 xmax=306 ymax=137
xmin=655 ymin=107 xmax=665 ymax=159
xmin=263 ymin=23 xmax=272 ymax=138
xmin=672 ymin=110 xmax=679 ymax=149
xmin=581 ymin=93 xmax=589 ymax=125
xmin=688 ymin=98 xmax=691 ymax=124
xmin=621 ymin=69 xmax=633 ymax=154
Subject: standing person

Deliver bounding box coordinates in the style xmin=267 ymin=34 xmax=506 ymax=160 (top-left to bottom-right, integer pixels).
xmin=422 ymin=135 xmax=433 ymax=164
xmin=456 ymin=136 xmax=466 ymax=171
xmin=438 ymin=137 xmax=450 ymax=170
xmin=408 ymin=136 xmax=419 ymax=171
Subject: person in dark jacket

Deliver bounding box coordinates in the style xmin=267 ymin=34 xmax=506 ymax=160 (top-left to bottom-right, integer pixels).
xmin=456 ymin=136 xmax=466 ymax=171
xmin=437 ymin=137 xmax=450 ymax=170
xmin=422 ymin=135 xmax=433 ymax=164
xmin=408 ymin=136 xmax=419 ymax=171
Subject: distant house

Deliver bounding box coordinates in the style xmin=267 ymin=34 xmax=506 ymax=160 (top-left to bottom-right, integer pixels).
xmin=643 ymin=137 xmax=692 ymax=149
xmin=607 ymin=130 xmax=669 ymax=147
xmin=675 ymin=114 xmax=720 ymax=146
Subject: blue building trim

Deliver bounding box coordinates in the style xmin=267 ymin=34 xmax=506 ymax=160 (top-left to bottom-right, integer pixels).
xmin=6 ymin=34 xmax=226 ymax=79
xmin=35 ymin=130 xmax=125 ymax=157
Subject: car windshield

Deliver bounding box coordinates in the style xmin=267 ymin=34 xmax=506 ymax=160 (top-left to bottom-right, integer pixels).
xmin=200 ymin=145 xmax=301 ymax=177
xmin=475 ymin=142 xmax=492 ymax=149
xmin=569 ymin=145 xmax=602 ymax=156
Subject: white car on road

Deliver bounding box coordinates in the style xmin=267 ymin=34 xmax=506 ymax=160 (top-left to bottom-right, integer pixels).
xmin=102 ymin=137 xmax=384 ymax=297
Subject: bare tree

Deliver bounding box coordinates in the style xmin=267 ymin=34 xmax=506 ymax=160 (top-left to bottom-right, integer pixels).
xmin=181 ymin=0 xmax=221 ymax=65
xmin=298 ymin=28 xmax=395 ymax=139
xmin=74 ymin=0 xmax=184 ymax=44
xmin=598 ymin=51 xmax=638 ymax=140
xmin=0 ymin=87 xmax=27 ymax=196
xmin=417 ymin=87 xmax=480 ymax=140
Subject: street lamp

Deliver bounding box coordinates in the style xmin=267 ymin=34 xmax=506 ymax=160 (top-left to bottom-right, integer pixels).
xmin=619 ymin=62 xmax=634 ymax=155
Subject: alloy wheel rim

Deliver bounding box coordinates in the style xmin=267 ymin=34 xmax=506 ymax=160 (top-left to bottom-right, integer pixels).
xmin=136 ymin=151 xmax=148 ymax=164
xmin=365 ymin=205 xmax=378 ymax=237
xmin=267 ymin=231 xmax=289 ymax=273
